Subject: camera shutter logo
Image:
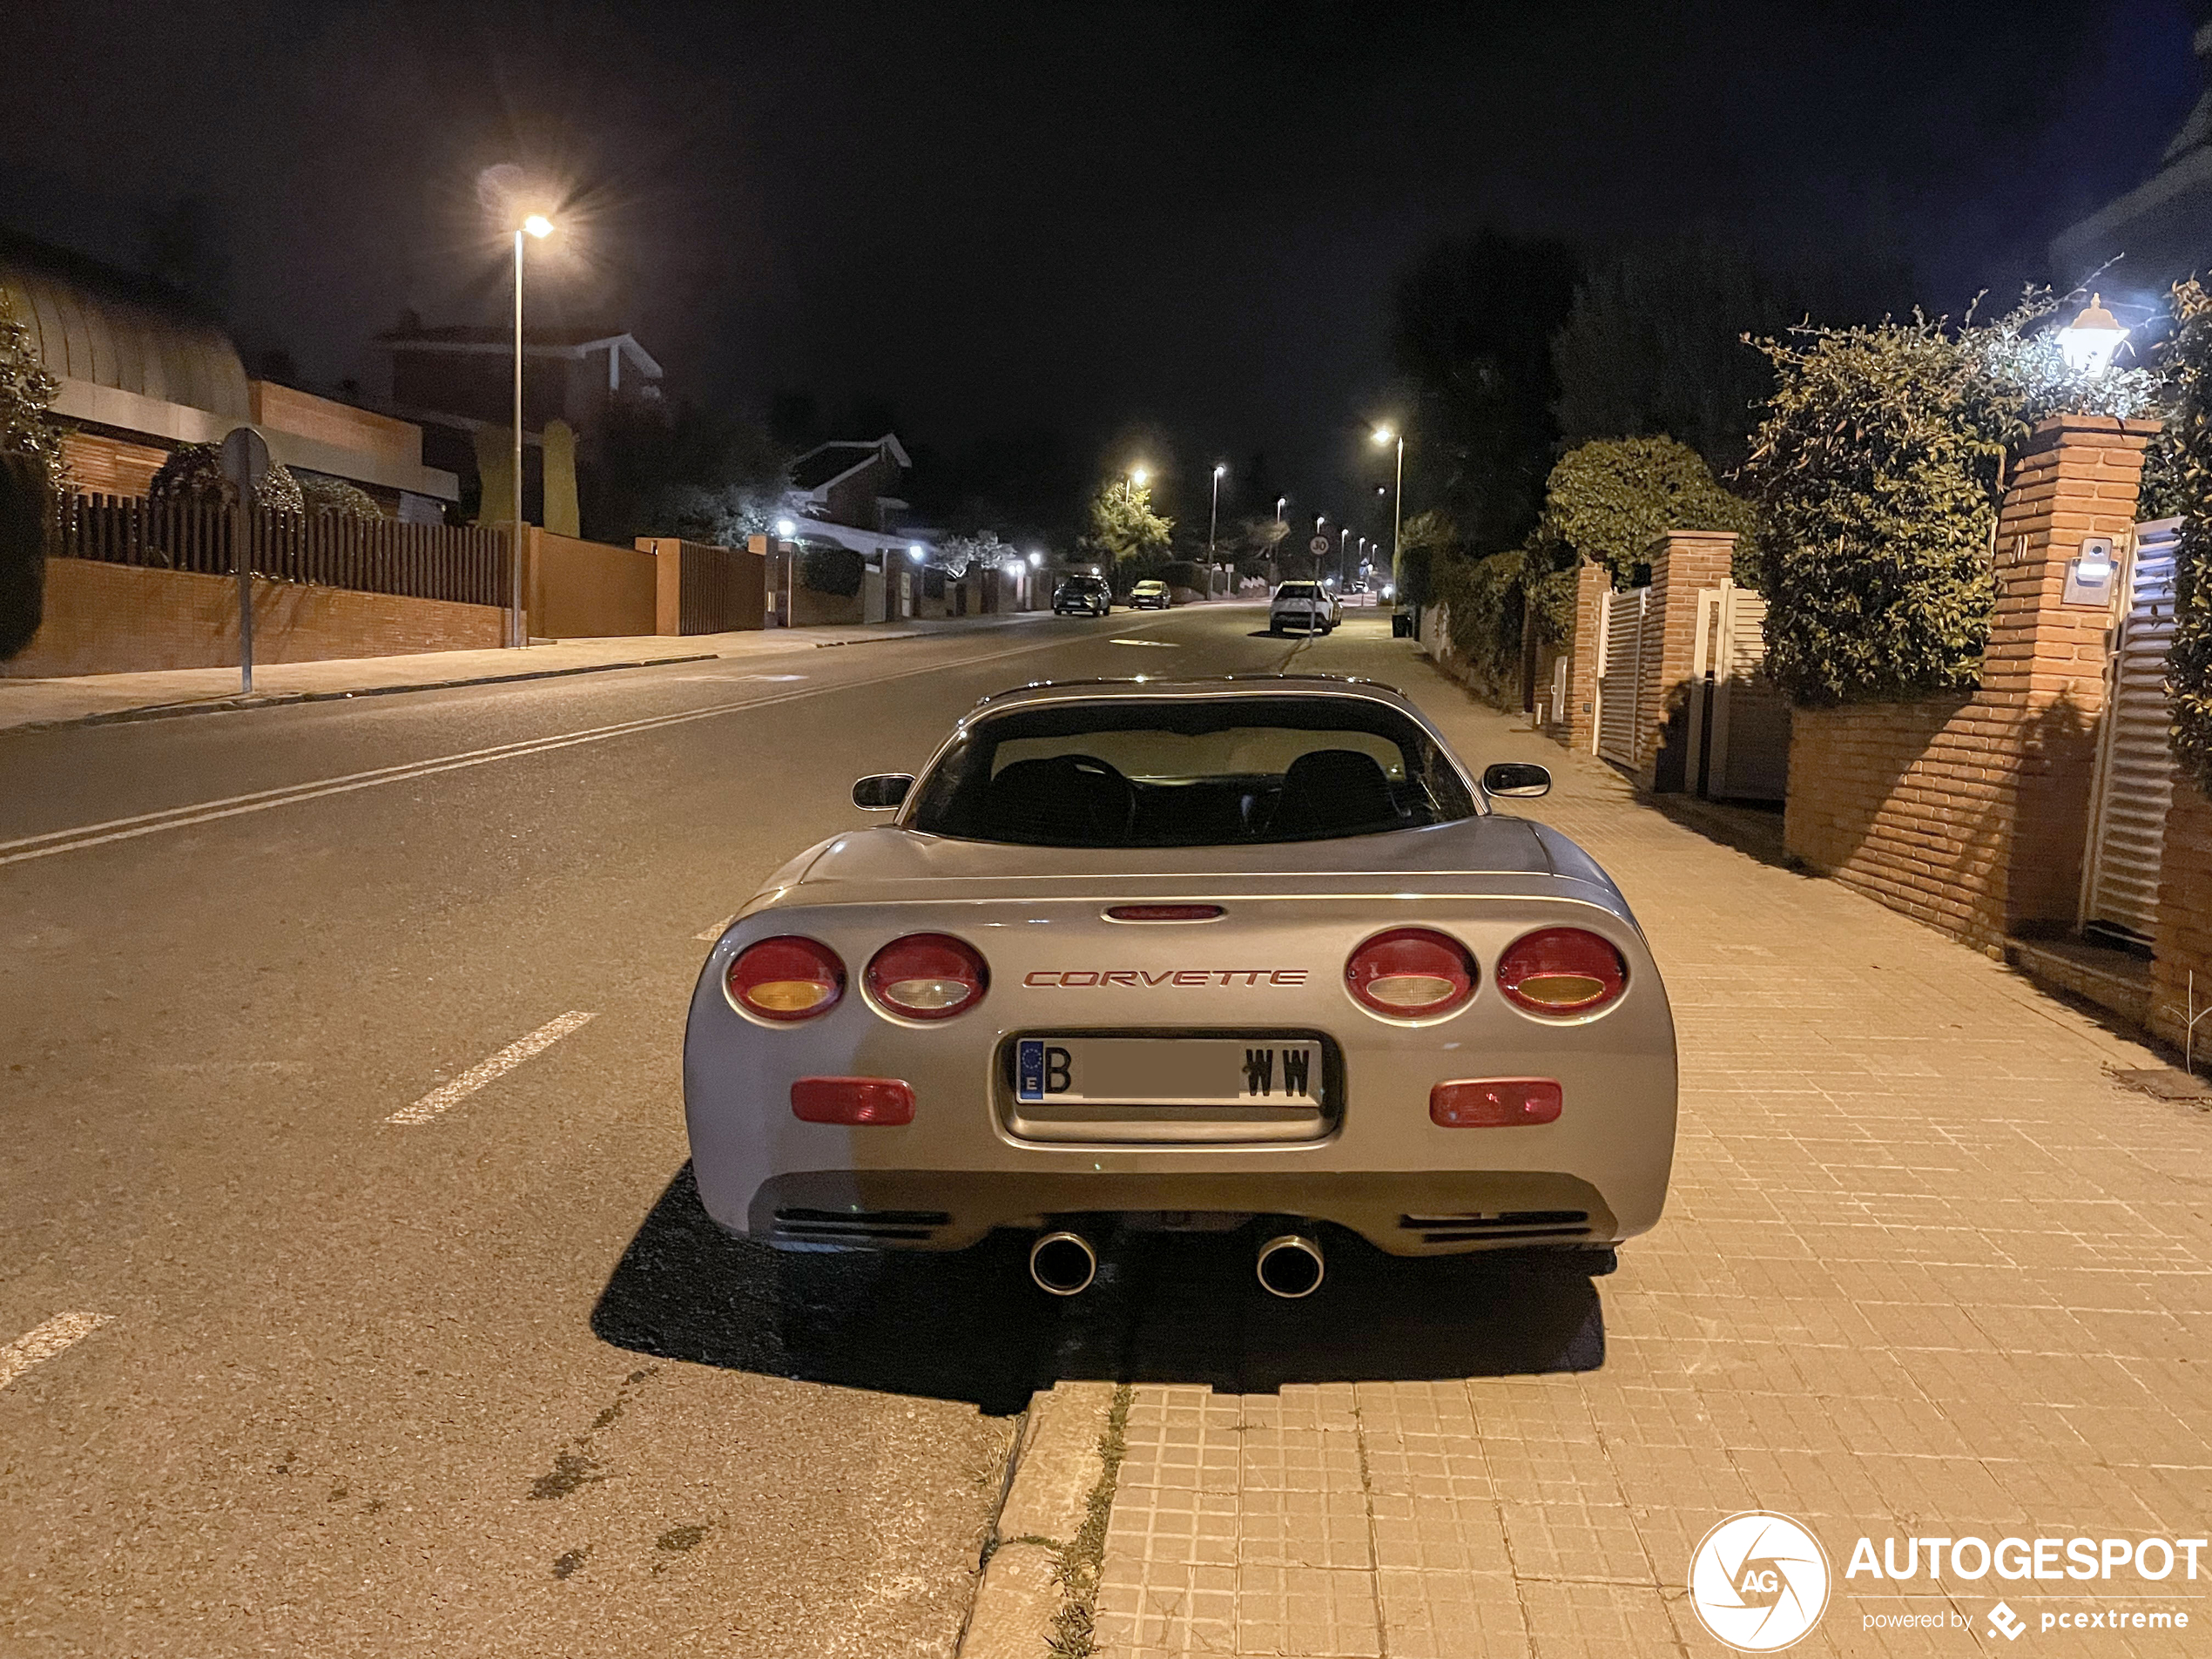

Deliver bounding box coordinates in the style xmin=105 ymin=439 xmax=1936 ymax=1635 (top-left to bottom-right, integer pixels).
xmin=1689 ymin=1511 xmax=1831 ymax=1651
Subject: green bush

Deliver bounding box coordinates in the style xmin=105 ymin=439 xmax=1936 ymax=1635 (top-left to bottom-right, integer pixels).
xmin=2165 ymin=281 xmax=2212 ymax=794
xmin=150 ymin=442 xmax=305 ymax=514
xmin=1162 ymin=560 xmax=1205 ymax=591
xmin=299 ymin=473 xmax=382 ymax=520
xmin=0 ymin=289 xmax=61 ymax=660
xmin=799 ymin=543 xmax=865 ymax=597
xmin=1741 ymin=299 xmax=2168 ymax=707
xmin=1433 ymin=547 xmax=1526 ymax=675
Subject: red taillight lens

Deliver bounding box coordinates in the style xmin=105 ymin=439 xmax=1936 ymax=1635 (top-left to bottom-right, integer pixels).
xmin=726 ymin=935 xmax=846 ymax=1021
xmin=1431 ymin=1078 xmax=1563 ymax=1128
xmin=1496 ymin=927 xmax=1628 ymax=1015
xmin=792 ymin=1076 xmax=915 ymax=1125
xmin=1345 ymin=927 xmax=1476 ymax=1017
xmin=865 ymin=933 xmax=989 ymax=1019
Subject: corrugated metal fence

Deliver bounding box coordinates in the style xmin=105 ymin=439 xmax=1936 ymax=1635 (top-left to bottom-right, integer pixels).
xmin=50 ymin=492 xmax=508 ymax=610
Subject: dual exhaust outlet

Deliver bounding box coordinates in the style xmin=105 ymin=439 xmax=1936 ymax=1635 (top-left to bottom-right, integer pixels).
xmin=1028 ymin=1230 xmax=1325 ymax=1298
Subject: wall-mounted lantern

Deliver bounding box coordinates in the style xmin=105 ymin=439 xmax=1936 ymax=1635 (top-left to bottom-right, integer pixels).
xmin=2063 ymin=535 xmax=2118 ymax=608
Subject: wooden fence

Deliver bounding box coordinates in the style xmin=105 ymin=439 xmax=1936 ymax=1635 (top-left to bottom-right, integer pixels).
xmin=50 ymin=493 xmax=509 ymax=610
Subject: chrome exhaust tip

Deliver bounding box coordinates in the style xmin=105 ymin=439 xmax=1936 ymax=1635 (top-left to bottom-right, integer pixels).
xmin=1255 ymin=1233 xmax=1325 ymax=1298
xmin=1029 ymin=1231 xmax=1098 ymax=1296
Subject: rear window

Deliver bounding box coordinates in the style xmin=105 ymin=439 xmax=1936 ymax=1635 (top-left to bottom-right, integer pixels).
xmin=907 ymin=696 xmax=1477 ymax=846
xmin=1275 ymin=583 xmax=1319 ymax=599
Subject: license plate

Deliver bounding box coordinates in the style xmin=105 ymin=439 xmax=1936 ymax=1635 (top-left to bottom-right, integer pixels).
xmin=1015 ymin=1036 xmax=1323 ymax=1108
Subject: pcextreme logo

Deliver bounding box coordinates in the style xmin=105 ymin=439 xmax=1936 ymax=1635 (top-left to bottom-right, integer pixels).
xmin=1689 ymin=1511 xmax=1832 ymax=1651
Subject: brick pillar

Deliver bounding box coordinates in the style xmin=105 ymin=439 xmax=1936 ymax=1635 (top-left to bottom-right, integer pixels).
xmin=641 ymin=536 xmax=683 ymax=634
xmin=1640 ymin=529 xmax=1737 ymax=791
xmin=1563 ymin=558 xmax=1610 ymax=754
xmin=2152 ymin=779 xmax=2212 ymax=1049
xmin=1985 ymin=414 xmax=2158 ymax=932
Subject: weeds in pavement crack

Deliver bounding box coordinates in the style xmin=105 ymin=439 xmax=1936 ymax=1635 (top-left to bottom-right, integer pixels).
xmin=1046 ymin=1383 xmax=1132 ymax=1659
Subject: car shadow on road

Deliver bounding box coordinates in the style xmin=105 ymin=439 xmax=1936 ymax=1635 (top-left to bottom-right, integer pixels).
xmin=591 ymin=1165 xmax=1604 ymax=1415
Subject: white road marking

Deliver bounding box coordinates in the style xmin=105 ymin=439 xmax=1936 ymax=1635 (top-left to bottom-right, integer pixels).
xmin=386 ymin=1011 xmax=597 ymax=1125
xmin=1 ymin=623 xmax=1179 ymax=871
xmin=0 ymin=1312 xmax=112 ymax=1389
xmin=695 ymin=914 xmax=736 ymax=941
xmin=1109 ymin=637 xmax=1181 ymax=647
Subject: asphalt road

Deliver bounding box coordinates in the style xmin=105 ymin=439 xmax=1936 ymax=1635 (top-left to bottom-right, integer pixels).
xmin=0 ymin=601 xmax=1374 ymax=1658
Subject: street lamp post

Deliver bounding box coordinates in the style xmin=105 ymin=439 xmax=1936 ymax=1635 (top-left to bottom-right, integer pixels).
xmin=1372 ymin=426 xmax=1404 ymax=596
xmin=1210 ymin=463 xmax=1225 ymax=595
xmin=511 ymin=212 xmax=552 ymax=647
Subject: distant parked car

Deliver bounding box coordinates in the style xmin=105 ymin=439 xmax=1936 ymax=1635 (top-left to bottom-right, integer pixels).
xmin=1130 ymin=579 xmax=1171 ymax=610
xmin=1054 ymin=575 xmax=1111 ymax=617
xmin=1269 ymin=580 xmax=1339 ymax=634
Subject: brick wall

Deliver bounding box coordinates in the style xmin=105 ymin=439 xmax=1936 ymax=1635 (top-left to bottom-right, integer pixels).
xmin=2 ymin=558 xmax=502 ymax=678
xmin=2152 ymin=780 xmax=2212 ymax=1049
xmin=62 ymin=429 xmax=169 ymax=496
xmin=1786 ymin=698 xmax=2029 ymax=953
xmin=1783 ymin=414 xmax=2157 ymax=954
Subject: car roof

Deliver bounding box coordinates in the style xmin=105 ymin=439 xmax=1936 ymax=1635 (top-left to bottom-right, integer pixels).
xmin=969 ymin=672 xmax=1414 ymax=713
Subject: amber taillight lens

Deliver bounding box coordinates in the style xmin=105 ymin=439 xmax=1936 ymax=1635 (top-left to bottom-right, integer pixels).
xmin=726 ymin=935 xmax=846 ymax=1021
xmin=1345 ymin=927 xmax=1476 ymax=1017
xmin=1496 ymin=927 xmax=1627 ymax=1015
xmin=866 ymin=934 xmax=989 ymax=1019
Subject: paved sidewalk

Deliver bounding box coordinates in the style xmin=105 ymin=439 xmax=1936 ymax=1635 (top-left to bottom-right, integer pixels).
xmin=0 ymin=610 xmax=1056 ymax=733
xmin=1094 ymin=667 xmax=2212 ymax=1656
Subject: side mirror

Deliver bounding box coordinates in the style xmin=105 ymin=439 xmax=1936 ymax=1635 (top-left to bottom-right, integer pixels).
xmin=852 ymin=773 xmax=914 ymax=811
xmin=1481 ymin=762 xmax=1551 ymax=799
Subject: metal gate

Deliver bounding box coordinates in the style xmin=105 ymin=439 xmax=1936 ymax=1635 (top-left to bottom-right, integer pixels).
xmin=1684 ymin=581 xmax=1791 ymax=802
xmin=2080 ymin=519 xmax=2180 ymax=944
xmin=1594 ymin=586 xmax=1649 ymax=765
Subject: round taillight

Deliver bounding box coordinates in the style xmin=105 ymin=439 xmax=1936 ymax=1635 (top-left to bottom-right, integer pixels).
xmin=1496 ymin=927 xmax=1628 ymax=1015
xmin=726 ymin=935 xmax=846 ymax=1021
xmin=1345 ymin=927 xmax=1476 ymax=1018
xmin=866 ymin=933 xmax=989 ymax=1020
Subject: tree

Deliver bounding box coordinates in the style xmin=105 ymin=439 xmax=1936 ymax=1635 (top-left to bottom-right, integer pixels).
xmin=2162 ymin=280 xmax=2212 ymax=794
xmin=582 ymin=393 xmax=788 ymax=546
xmin=1078 ymin=475 xmax=1172 ymax=579
xmin=299 ymin=474 xmax=381 ymax=520
xmin=1534 ymin=436 xmax=1753 ymax=590
xmin=1390 ymin=228 xmax=1579 ymax=553
xmin=1 ymin=287 xmax=64 ymax=658
xmin=1551 ymin=238 xmax=1792 ymax=476
xmin=938 ymin=529 xmax=1022 ymax=578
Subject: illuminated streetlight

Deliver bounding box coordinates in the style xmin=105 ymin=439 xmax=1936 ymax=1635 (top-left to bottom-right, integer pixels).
xmin=2057 ymin=294 xmax=2128 ymax=378
xmin=907 ymin=543 xmax=927 ymax=564
xmin=1372 ymin=426 xmax=1405 ymax=596
xmin=774 ymin=517 xmax=796 ymax=539
xmin=1209 ymin=462 xmax=1227 ymax=579
xmin=1130 ymin=465 xmax=1150 ymax=488
xmin=1028 ymin=550 xmax=1043 ymax=567
xmin=509 ymin=211 xmax=556 ymax=646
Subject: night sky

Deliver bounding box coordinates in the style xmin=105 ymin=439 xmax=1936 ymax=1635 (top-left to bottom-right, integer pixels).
xmin=3 ymin=1 xmax=2204 ymax=529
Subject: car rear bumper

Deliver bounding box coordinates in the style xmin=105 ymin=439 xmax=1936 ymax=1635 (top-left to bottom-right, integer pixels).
xmin=740 ymin=1167 xmax=1619 ymax=1254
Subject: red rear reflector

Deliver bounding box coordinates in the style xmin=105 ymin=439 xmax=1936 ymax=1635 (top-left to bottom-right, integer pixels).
xmin=1430 ymin=1078 xmax=1562 ymax=1128
xmin=1105 ymin=904 xmax=1224 ymax=921
xmin=865 ymin=933 xmax=989 ymax=1019
xmin=1345 ymin=927 xmax=1476 ymax=1017
xmin=1496 ymin=927 xmax=1628 ymax=1015
xmin=792 ymin=1076 xmax=915 ymax=1125
xmin=726 ymin=935 xmax=846 ymax=1021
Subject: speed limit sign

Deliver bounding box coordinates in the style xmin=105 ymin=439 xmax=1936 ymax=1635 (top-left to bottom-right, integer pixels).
xmin=1308 ymin=536 xmax=1330 ymax=555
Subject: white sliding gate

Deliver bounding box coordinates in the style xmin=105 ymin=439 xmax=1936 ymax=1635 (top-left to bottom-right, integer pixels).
xmin=1685 ymin=580 xmax=1791 ymax=803
xmin=2081 ymin=519 xmax=2181 ymax=945
xmin=1593 ymin=586 xmax=1649 ymax=766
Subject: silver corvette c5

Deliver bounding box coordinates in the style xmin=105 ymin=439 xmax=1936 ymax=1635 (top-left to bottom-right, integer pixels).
xmin=685 ymin=675 xmax=1676 ymax=1298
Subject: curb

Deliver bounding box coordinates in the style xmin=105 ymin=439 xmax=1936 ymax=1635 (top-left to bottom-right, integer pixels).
xmin=0 ymin=616 xmax=1051 ymax=737
xmin=958 ymin=1380 xmax=1127 ymax=1658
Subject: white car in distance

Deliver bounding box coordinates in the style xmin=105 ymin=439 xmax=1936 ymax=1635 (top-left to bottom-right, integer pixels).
xmin=1270 ymin=581 xmax=1339 ymax=634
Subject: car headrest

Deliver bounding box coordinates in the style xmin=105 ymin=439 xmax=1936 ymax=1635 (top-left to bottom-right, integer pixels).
xmin=983 ymin=754 xmax=1135 ymax=845
xmin=1268 ymin=747 xmax=1398 ymax=840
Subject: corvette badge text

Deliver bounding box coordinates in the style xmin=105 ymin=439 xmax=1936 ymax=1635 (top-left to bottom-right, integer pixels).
xmin=1689 ymin=1511 xmax=2205 ymax=1650
xmin=1022 ymin=968 xmax=1308 ymax=987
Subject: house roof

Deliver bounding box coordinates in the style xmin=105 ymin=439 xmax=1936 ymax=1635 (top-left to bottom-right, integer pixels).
xmin=374 ymin=322 xmax=664 ymax=380
xmin=788 ymin=434 xmax=913 ymax=490
xmin=0 ymin=226 xmax=249 ymax=418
